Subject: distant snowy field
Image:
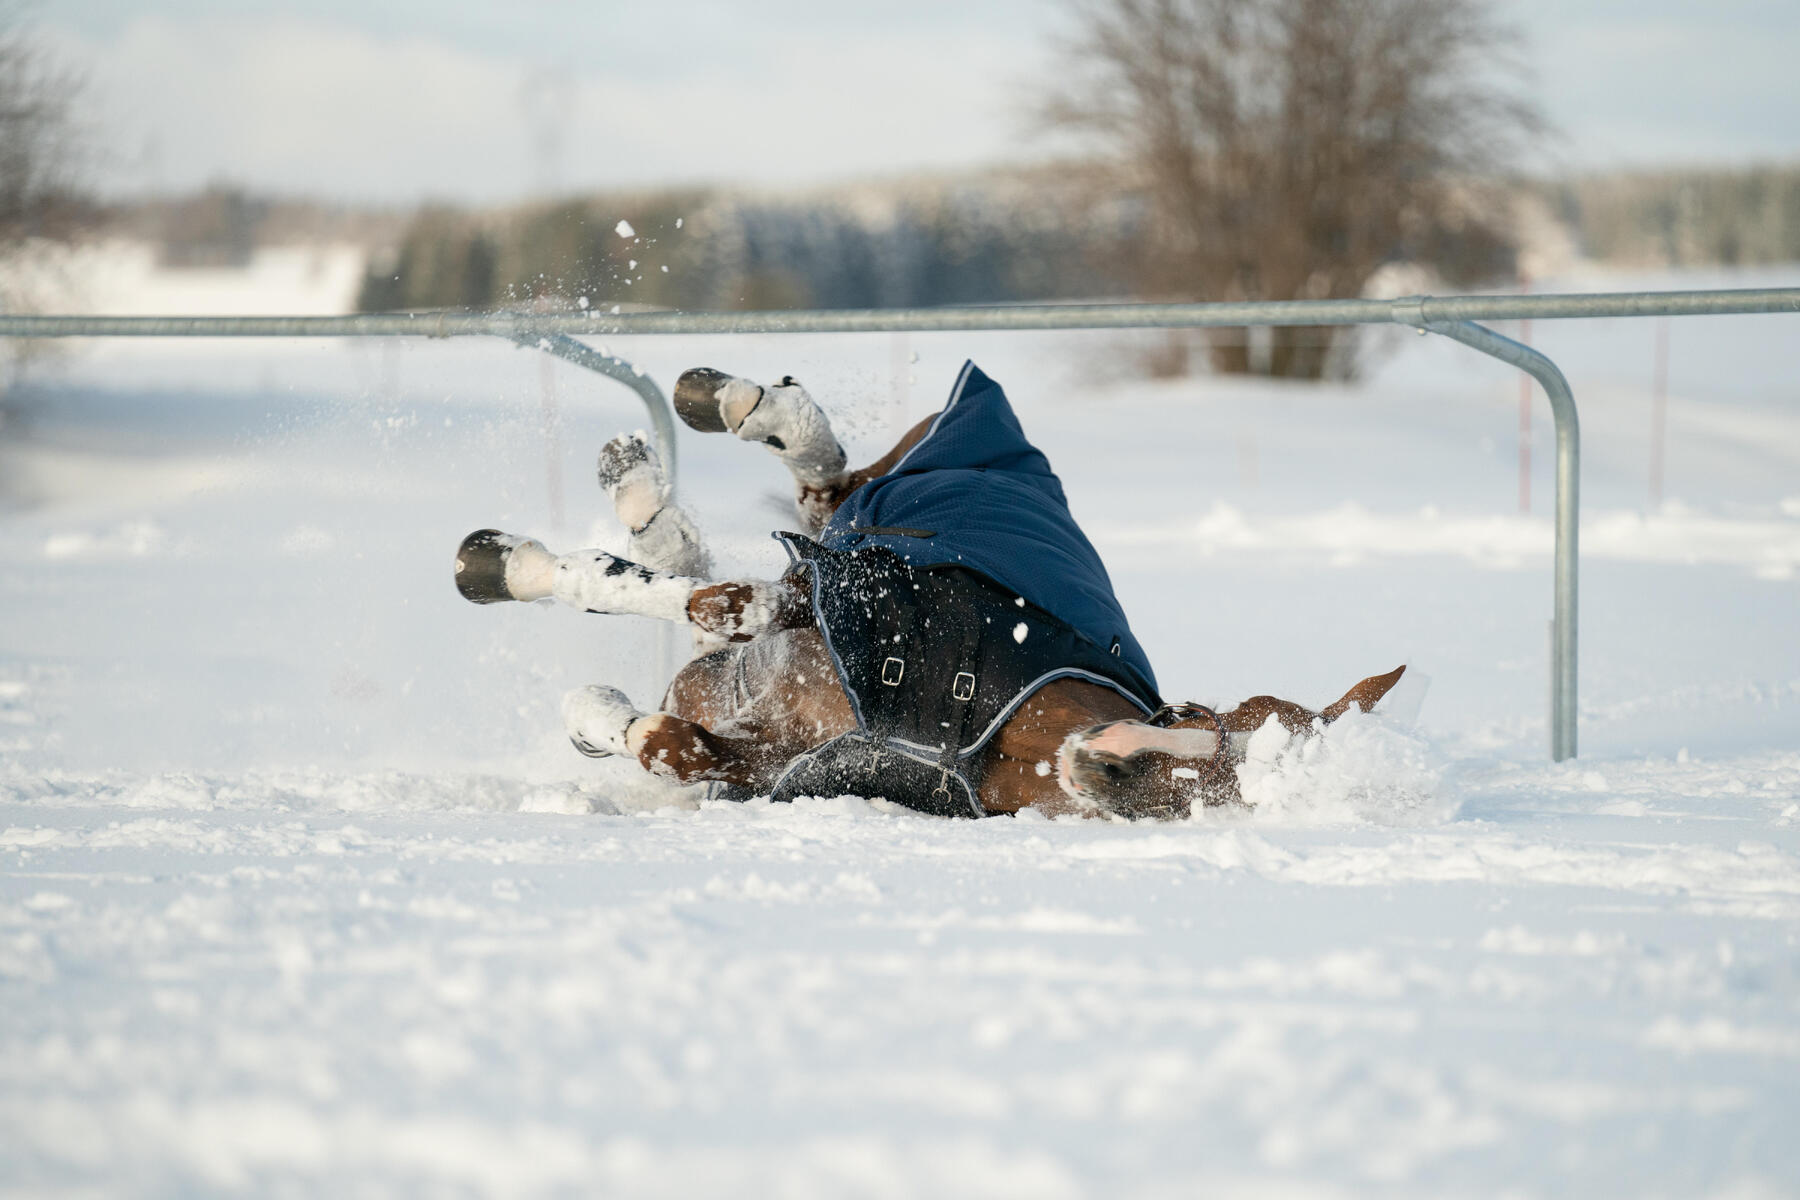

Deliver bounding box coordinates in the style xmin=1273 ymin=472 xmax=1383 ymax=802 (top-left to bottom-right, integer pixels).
xmin=3 ymin=263 xmax=1798 ymax=1197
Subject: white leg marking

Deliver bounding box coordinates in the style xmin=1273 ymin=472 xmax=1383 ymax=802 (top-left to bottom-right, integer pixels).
xmin=1054 ymin=722 xmax=1222 ymax=807
xmin=502 ymin=537 xmax=558 ymax=601
xmin=600 ymin=433 xmax=712 ymax=578
xmin=727 ymin=378 xmax=847 ymax=486
xmin=1078 ymin=722 xmax=1221 ymax=760
xmin=627 ymin=506 xmax=711 ymax=580
xmin=550 ymin=552 xmax=699 ymax=623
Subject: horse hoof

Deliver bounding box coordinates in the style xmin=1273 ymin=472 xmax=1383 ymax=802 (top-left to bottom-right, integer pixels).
xmin=569 ymin=735 xmax=612 ymax=759
xmin=596 ymin=431 xmax=657 ymax=495
xmin=672 ymin=368 xmax=736 ymax=432
xmin=455 ymin=529 xmax=517 ymax=604
xmin=454 ymin=529 xmax=556 ymax=604
xmin=562 ymin=684 xmax=640 ymax=758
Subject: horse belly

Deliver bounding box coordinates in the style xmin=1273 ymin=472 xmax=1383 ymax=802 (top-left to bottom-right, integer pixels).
xmin=665 ymin=628 xmax=855 ymax=749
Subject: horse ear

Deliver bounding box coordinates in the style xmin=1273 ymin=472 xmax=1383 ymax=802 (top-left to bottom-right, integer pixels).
xmin=1321 ymin=665 xmax=1406 ymax=722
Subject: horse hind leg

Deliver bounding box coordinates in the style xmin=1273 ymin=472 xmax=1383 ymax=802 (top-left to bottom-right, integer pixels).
xmin=673 ymin=369 xmax=847 ymax=485
xmin=673 ymin=368 xmax=852 ymax=532
xmin=596 ymin=431 xmax=711 ymax=579
xmin=562 ymin=682 xmax=773 ymax=787
xmin=673 ymin=366 xmax=947 ymax=533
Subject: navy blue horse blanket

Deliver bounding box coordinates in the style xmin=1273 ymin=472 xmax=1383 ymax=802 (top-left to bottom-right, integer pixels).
xmin=816 ymin=360 xmax=1159 ymax=705
xmin=767 ymin=361 xmax=1160 ymax=814
xmin=764 ymin=360 xmax=1163 ymax=818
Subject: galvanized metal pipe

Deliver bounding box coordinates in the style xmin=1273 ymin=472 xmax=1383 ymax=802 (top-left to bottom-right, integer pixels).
xmin=513 ymin=331 xmax=678 ymax=484
xmin=1421 ymin=320 xmax=1580 ymax=761
xmin=1 ymin=286 xmax=1797 ymax=339
xmin=500 ymin=333 xmax=681 ymax=687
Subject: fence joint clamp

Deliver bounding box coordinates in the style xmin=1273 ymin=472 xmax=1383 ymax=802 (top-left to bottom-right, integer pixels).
xmin=1390 ymin=294 xmax=1429 ymax=330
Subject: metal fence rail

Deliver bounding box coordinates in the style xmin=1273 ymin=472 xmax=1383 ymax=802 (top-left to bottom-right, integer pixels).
xmin=1 ymin=286 xmax=1796 ymax=338
xmin=6 ymin=285 xmax=1799 ymax=761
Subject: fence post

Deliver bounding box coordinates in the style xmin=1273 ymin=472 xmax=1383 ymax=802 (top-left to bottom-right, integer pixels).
xmin=1417 ymin=318 xmax=1581 ymax=762
xmin=1650 ymin=316 xmax=1670 ymax=509
xmin=510 ymin=331 xmax=679 ymax=492
xmin=511 ymin=332 xmax=683 ymax=684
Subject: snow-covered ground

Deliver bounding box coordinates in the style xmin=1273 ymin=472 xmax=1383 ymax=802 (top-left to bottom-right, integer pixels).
xmin=2 ymin=263 xmax=1798 ymax=1197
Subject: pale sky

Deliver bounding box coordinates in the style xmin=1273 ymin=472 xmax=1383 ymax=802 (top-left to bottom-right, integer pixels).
xmin=41 ymin=0 xmax=1800 ymax=204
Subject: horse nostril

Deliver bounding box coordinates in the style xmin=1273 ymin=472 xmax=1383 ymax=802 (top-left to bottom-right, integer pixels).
xmin=1102 ymin=761 xmax=1129 ymax=782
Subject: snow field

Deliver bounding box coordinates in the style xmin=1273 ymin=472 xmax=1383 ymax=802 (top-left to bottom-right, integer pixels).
xmin=2 ymin=262 xmax=1799 ymax=1195
xmin=5 ymin=762 xmax=1798 ymax=1195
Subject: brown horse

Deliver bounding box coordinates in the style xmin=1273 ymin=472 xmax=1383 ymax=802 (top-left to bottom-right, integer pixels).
xmin=455 ymin=365 xmax=1403 ymax=820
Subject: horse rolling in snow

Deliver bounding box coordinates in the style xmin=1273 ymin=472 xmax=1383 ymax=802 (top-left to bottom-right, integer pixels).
xmin=454 ymin=361 xmax=1403 ymax=820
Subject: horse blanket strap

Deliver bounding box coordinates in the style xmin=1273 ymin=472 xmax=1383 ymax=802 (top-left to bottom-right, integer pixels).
xmin=850 ymin=524 xmax=936 ymax=538
xmin=768 ymin=533 xmax=1158 ymax=817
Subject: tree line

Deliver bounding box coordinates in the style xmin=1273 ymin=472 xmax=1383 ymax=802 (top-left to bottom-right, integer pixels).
xmin=353 ymin=160 xmax=1800 ymax=316
xmin=353 ymin=173 xmax=1149 ymax=316
xmin=11 ymin=0 xmax=1800 ymax=381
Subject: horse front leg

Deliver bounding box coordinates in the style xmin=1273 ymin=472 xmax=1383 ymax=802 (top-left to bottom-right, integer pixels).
xmin=453 ymin=531 xmax=808 ymax=642
xmin=596 ymin=431 xmax=711 ymax=579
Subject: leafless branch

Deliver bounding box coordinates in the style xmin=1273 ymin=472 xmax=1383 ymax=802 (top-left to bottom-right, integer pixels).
xmin=1041 ymin=0 xmax=1545 ymax=377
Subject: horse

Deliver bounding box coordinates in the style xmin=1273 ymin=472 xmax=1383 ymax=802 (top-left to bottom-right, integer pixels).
xmin=454 ymin=361 xmax=1404 ymax=820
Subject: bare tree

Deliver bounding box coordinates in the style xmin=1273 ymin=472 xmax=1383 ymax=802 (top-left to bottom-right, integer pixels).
xmin=0 ymin=7 xmax=84 ymax=249
xmin=1044 ymin=0 xmax=1540 ymax=377
xmin=0 ymin=11 xmax=85 ymax=391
